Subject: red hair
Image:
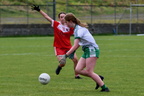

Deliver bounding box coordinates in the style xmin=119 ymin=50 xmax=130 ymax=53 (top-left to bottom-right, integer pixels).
xmin=65 ymin=13 xmax=88 ymax=28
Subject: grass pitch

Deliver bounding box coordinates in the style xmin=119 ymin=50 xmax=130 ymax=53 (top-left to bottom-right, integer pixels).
xmin=0 ymin=35 xmax=144 ymax=96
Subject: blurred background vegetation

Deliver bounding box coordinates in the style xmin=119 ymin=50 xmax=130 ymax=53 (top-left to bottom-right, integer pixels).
xmin=0 ymin=0 xmax=144 ymax=24
xmin=1 ymin=0 xmax=144 ymax=5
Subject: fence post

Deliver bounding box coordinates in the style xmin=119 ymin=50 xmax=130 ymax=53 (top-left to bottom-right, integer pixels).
xmin=0 ymin=5 xmax=1 ymax=33
xmin=53 ymin=0 xmax=56 ymax=20
xmin=114 ymin=0 xmax=117 ymax=35
xmin=90 ymin=0 xmax=93 ymax=25
xmin=129 ymin=3 xmax=132 ymax=35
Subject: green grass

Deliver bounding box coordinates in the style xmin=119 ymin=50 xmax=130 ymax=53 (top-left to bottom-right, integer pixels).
xmin=0 ymin=35 xmax=144 ymax=96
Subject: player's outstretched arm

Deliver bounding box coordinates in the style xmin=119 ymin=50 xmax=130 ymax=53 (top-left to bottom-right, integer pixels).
xmin=39 ymin=10 xmax=53 ymax=23
xmin=31 ymin=5 xmax=53 ymax=23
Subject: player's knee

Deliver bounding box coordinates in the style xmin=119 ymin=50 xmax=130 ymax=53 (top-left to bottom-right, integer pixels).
xmin=75 ymin=68 xmax=81 ymax=73
xmin=59 ymin=64 xmax=65 ymax=67
xmin=85 ymin=70 xmax=93 ymax=77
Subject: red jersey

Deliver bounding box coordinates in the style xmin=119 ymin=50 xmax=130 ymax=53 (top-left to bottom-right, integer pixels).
xmin=52 ymin=20 xmax=74 ymax=49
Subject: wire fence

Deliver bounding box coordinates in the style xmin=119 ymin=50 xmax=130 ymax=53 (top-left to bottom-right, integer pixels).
xmin=1 ymin=4 xmax=144 ymax=24
xmin=0 ymin=4 xmax=54 ymax=24
xmin=0 ymin=1 xmax=144 ymax=35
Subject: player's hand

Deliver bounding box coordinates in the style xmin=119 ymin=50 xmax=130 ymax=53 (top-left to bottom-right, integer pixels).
xmin=59 ymin=54 xmax=68 ymax=64
xmin=31 ymin=4 xmax=40 ymax=12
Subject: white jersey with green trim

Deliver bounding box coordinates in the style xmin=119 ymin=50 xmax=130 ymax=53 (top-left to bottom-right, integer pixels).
xmin=74 ymin=25 xmax=99 ymax=49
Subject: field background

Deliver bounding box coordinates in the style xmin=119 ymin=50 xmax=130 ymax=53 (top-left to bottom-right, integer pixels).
xmin=1 ymin=0 xmax=144 ymax=24
xmin=0 ymin=35 xmax=144 ymax=96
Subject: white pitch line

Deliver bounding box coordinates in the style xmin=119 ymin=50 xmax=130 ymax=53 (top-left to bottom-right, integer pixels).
xmin=0 ymin=53 xmax=54 ymax=56
xmin=137 ymin=34 xmax=144 ymax=36
xmin=0 ymin=53 xmax=143 ymax=58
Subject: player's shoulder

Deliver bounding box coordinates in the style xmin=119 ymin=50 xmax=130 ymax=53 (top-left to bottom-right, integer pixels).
xmin=52 ymin=20 xmax=61 ymax=27
xmin=54 ymin=20 xmax=60 ymax=24
xmin=77 ymin=25 xmax=87 ymax=32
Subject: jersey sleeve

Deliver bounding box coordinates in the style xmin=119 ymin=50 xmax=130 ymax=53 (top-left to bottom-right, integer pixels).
xmin=74 ymin=28 xmax=84 ymax=39
xmin=51 ymin=20 xmax=59 ymax=28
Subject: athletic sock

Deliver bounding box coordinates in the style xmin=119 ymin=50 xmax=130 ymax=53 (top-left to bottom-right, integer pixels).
xmin=101 ymin=84 xmax=107 ymax=90
xmin=55 ymin=66 xmax=62 ymax=75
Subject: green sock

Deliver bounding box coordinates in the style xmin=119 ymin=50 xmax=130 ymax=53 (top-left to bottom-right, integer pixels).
xmin=101 ymin=84 xmax=107 ymax=89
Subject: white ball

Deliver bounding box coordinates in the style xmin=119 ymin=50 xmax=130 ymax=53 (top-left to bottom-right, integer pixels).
xmin=38 ymin=73 xmax=50 ymax=85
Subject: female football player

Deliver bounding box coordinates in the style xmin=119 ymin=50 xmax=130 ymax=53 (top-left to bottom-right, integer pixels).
xmin=31 ymin=5 xmax=81 ymax=79
xmin=64 ymin=13 xmax=110 ymax=92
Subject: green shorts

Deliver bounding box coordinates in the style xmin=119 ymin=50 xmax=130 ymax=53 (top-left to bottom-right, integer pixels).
xmin=82 ymin=46 xmax=100 ymax=59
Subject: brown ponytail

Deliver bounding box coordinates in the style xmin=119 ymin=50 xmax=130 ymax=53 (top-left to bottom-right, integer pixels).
xmin=65 ymin=13 xmax=88 ymax=28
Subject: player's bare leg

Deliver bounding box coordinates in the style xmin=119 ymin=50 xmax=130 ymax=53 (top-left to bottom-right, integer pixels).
xmin=72 ymin=54 xmax=82 ymax=79
xmin=75 ymin=57 xmax=110 ymax=92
